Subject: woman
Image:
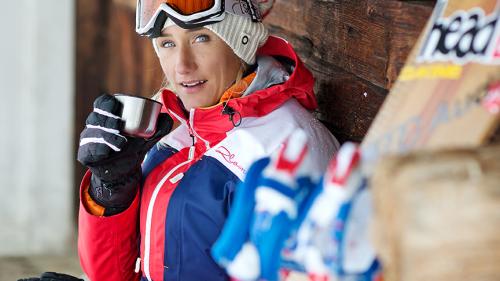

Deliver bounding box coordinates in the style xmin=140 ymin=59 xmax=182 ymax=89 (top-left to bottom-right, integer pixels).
xmin=77 ymin=1 xmax=339 ymax=281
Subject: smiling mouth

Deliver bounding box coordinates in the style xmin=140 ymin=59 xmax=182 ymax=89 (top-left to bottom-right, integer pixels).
xmin=180 ymin=80 xmax=207 ymax=88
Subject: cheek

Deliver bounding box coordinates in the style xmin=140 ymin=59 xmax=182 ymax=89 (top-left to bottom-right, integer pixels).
xmin=220 ymin=59 xmax=240 ymax=87
xmin=159 ymin=59 xmax=168 ymax=76
xmin=158 ymin=54 xmax=173 ymax=77
xmin=219 ymin=53 xmax=241 ymax=80
xmin=159 ymin=57 xmax=179 ymax=90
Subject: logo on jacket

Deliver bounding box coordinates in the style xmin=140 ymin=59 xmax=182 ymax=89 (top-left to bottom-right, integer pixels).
xmin=216 ymin=146 xmax=247 ymax=174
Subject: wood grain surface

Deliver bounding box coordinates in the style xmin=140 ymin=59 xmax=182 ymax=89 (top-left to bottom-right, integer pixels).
xmin=265 ymin=0 xmax=435 ymax=142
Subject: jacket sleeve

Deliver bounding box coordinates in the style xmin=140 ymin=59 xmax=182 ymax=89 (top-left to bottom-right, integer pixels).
xmin=78 ymin=170 xmax=141 ymax=281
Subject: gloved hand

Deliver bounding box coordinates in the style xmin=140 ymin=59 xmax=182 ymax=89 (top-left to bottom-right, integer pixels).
xmin=77 ymin=94 xmax=173 ymax=215
xmin=18 ymin=271 xmax=84 ymax=281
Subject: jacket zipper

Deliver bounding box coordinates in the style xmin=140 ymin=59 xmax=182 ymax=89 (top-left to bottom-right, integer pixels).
xmin=143 ymin=110 xmax=201 ymax=281
xmin=143 ymin=156 xmax=193 ymax=281
xmin=135 ymin=257 xmax=141 ymax=273
xmin=189 ymin=108 xmax=210 ymax=150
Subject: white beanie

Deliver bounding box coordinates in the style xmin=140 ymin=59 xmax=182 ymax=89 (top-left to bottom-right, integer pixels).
xmin=205 ymin=13 xmax=268 ymax=65
xmin=153 ymin=12 xmax=269 ymax=65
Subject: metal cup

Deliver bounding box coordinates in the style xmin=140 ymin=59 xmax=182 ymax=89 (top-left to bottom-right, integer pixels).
xmin=113 ymin=94 xmax=162 ymax=138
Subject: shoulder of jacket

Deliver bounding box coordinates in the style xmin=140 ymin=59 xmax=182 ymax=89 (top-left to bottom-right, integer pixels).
xmin=204 ymin=100 xmax=339 ymax=180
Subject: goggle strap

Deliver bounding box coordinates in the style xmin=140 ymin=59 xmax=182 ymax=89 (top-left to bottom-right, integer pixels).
xmin=225 ymin=0 xmax=262 ymax=22
xmin=245 ymin=0 xmax=261 ymax=22
xmin=149 ymin=11 xmax=169 ymax=38
xmin=170 ymin=16 xmax=222 ymax=30
xmin=183 ymin=9 xmax=225 ymax=24
xmin=145 ymin=10 xmax=225 ymax=38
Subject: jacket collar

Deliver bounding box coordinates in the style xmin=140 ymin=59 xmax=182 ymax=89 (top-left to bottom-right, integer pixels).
xmin=160 ymin=36 xmax=316 ymax=146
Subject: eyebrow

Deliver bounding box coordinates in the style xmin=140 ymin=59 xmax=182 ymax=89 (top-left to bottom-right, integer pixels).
xmin=161 ymin=27 xmax=205 ymax=37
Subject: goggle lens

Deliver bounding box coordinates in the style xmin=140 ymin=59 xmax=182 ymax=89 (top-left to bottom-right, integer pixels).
xmin=166 ymin=0 xmax=215 ymax=15
xmin=138 ymin=0 xmax=216 ymax=30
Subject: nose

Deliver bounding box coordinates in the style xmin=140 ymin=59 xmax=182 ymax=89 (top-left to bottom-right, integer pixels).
xmin=175 ymin=44 xmax=197 ymax=75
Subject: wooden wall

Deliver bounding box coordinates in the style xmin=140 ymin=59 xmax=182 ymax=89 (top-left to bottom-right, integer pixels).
xmin=74 ymin=0 xmax=436 ymax=211
xmin=265 ymin=0 xmax=436 ymax=142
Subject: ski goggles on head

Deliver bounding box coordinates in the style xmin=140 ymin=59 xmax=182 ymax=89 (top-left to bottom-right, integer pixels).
xmin=136 ymin=0 xmax=262 ymax=38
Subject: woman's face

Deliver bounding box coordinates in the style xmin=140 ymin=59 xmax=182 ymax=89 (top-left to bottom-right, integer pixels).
xmin=155 ymin=25 xmax=241 ymax=111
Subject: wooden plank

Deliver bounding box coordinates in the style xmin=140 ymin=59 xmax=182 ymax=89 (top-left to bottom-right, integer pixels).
xmin=265 ymin=0 xmax=435 ymax=89
xmin=113 ymin=0 xmax=136 ymax=9
xmin=265 ymin=0 xmax=435 ymax=142
xmin=75 ymin=0 xmax=112 ymax=219
xmin=312 ymin=65 xmax=388 ymax=143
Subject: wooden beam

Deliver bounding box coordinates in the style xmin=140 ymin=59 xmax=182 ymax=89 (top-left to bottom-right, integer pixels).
xmin=265 ymin=0 xmax=435 ymax=89
xmin=75 ymin=0 xmax=112 ymax=219
xmin=265 ymin=0 xmax=435 ymax=142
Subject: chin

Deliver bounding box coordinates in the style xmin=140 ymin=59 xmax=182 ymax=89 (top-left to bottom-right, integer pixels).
xmin=183 ymin=102 xmax=203 ymax=111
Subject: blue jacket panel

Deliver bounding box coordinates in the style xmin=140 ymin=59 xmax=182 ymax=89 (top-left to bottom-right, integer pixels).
xmin=143 ymin=146 xmax=239 ymax=281
xmin=164 ymin=156 xmax=240 ymax=281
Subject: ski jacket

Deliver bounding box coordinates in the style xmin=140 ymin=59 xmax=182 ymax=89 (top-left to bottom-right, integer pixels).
xmin=78 ymin=36 xmax=339 ymax=281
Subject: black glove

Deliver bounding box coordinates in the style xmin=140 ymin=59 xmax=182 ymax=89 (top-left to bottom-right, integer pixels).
xmin=18 ymin=272 xmax=84 ymax=281
xmin=77 ymin=94 xmax=173 ymax=215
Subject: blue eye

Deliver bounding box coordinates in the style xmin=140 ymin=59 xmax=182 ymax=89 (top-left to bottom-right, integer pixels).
xmin=194 ymin=34 xmax=209 ymax=43
xmin=161 ymin=40 xmax=175 ymax=48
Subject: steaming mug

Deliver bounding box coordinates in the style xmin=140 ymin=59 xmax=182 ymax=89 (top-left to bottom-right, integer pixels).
xmin=113 ymin=94 xmax=162 ymax=138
